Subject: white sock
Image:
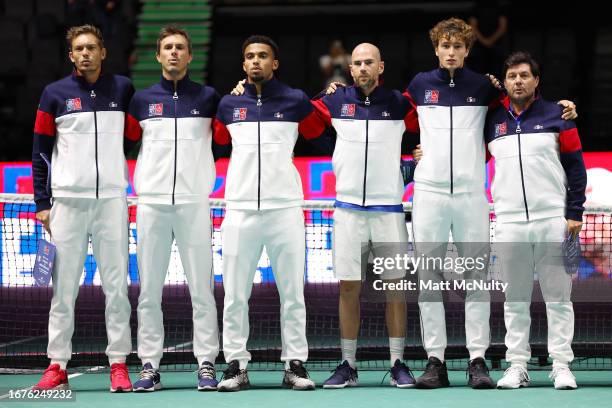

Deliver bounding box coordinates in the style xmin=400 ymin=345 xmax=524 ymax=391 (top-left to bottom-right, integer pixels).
xmin=341 ymin=338 xmax=357 ymax=368
xmin=197 ymin=357 xmax=215 ymax=367
xmin=50 ymin=360 xmax=68 ymax=370
xmin=389 ymin=337 xmax=405 ymax=367
xmin=108 ymin=358 xmax=125 ymax=366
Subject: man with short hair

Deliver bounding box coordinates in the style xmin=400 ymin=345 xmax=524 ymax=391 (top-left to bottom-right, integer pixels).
xmin=213 ymin=35 xmax=326 ymax=391
xmin=125 ymin=25 xmax=220 ymax=392
xmin=31 ymin=24 xmax=134 ymax=392
xmin=487 ymin=51 xmax=586 ymax=390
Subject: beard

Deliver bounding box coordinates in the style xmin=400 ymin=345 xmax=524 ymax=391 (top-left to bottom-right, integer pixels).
xmin=357 ymin=76 xmax=375 ymax=91
xmin=511 ymin=90 xmax=535 ymax=106
xmin=249 ymin=72 xmax=265 ymax=83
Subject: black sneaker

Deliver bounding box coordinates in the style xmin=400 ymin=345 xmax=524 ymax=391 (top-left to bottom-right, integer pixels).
xmin=282 ymin=360 xmax=315 ymax=390
xmin=467 ymin=357 xmax=495 ymax=389
xmin=218 ymin=360 xmax=250 ymax=392
xmin=415 ymin=357 xmax=450 ymax=389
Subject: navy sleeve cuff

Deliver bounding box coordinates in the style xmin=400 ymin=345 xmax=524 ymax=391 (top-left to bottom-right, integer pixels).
xmin=35 ymin=199 xmax=52 ymax=213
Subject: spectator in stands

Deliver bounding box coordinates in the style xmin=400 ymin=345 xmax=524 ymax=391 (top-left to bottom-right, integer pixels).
xmin=319 ymin=40 xmax=351 ymax=87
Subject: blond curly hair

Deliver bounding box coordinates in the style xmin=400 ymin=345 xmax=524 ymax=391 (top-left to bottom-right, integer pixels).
xmin=429 ymin=18 xmax=475 ymax=50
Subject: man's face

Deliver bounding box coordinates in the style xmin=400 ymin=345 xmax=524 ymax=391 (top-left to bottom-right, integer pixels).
xmin=69 ymin=33 xmax=106 ymax=74
xmin=243 ymin=43 xmax=278 ymax=83
xmin=504 ymin=63 xmax=539 ymax=106
xmin=349 ymin=44 xmax=384 ymax=91
xmin=435 ymin=36 xmax=469 ymax=70
xmin=156 ymin=34 xmax=192 ymax=77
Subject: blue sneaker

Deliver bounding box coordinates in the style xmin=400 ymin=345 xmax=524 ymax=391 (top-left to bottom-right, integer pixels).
xmin=323 ymin=361 xmax=358 ymax=389
xmin=197 ymin=361 xmax=218 ymax=391
xmin=390 ymin=359 xmax=416 ymax=388
xmin=133 ymin=363 xmax=162 ymax=392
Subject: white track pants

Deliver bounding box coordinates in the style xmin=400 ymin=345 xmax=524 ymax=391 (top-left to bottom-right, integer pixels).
xmin=47 ymin=197 xmax=131 ymax=363
xmin=136 ymin=203 xmax=219 ymax=368
xmin=221 ymin=207 xmax=307 ymax=368
xmin=412 ymin=189 xmax=491 ymax=360
xmin=495 ymin=216 xmax=574 ymax=366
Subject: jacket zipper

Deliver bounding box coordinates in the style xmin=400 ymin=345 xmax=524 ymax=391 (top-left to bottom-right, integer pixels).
xmin=362 ymin=96 xmax=370 ymax=206
xmin=172 ymin=89 xmax=178 ymax=205
xmin=515 ymin=121 xmax=530 ymax=221
xmin=449 ymin=77 xmax=455 ymax=194
xmin=91 ymin=89 xmax=99 ymax=199
xmin=257 ymin=95 xmax=262 ymax=211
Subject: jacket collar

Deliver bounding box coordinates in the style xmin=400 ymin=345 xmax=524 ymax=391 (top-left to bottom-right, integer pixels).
xmin=507 ymin=93 xmax=542 ymax=119
xmin=244 ymin=76 xmax=283 ymax=99
xmin=71 ymin=69 xmax=105 ymax=88
xmin=351 ymin=84 xmax=385 ymax=103
xmin=435 ymin=67 xmax=465 ymax=82
xmin=160 ymin=73 xmax=191 ymax=93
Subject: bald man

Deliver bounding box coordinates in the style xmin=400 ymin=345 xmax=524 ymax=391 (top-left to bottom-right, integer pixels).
xmin=311 ymin=43 xmax=419 ymax=388
xmin=231 ymin=43 xmax=419 ymax=388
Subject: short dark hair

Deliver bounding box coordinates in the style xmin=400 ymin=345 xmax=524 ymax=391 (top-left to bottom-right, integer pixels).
xmin=503 ymin=51 xmax=540 ymax=78
xmin=157 ymin=25 xmax=192 ymax=54
xmin=242 ymin=35 xmax=279 ymax=59
xmin=66 ymin=25 xmax=104 ymax=50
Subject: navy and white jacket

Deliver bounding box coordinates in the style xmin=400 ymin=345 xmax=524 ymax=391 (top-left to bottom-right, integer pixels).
xmin=485 ymin=97 xmax=587 ymax=223
xmin=213 ymin=77 xmax=326 ymax=210
xmin=312 ymin=85 xmax=418 ymax=210
xmin=32 ymin=72 xmax=134 ymax=212
xmin=126 ymin=75 xmax=219 ymax=205
xmin=405 ymin=67 xmax=500 ymax=194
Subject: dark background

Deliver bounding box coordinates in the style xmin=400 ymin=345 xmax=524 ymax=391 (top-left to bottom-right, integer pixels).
xmin=1 ymin=0 xmax=610 ymax=161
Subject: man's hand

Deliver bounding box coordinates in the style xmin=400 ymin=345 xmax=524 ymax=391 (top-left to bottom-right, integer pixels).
xmin=325 ymin=81 xmax=346 ymax=95
xmin=486 ymin=74 xmax=503 ymax=90
xmin=231 ymin=79 xmax=246 ymax=96
xmin=558 ymin=100 xmax=578 ymax=120
xmin=567 ymin=219 xmax=583 ymax=238
xmin=412 ymin=144 xmax=422 ymax=162
xmin=36 ymin=210 xmax=51 ymax=236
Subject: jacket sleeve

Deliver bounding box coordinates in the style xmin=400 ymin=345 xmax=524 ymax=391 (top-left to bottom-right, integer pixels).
xmin=123 ymin=82 xmax=139 ymax=156
xmin=32 ymin=88 xmax=56 ymax=212
xmin=298 ymin=92 xmax=328 ymax=140
xmin=401 ymin=89 xmax=420 ymax=133
xmin=559 ymin=124 xmax=587 ymax=221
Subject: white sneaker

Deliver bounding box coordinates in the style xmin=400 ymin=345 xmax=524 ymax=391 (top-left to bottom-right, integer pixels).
xmin=497 ymin=365 xmax=530 ymax=389
xmin=549 ymin=366 xmax=577 ymax=390
xmin=217 ymin=361 xmax=250 ymax=392
xmin=282 ymin=360 xmax=315 ymax=390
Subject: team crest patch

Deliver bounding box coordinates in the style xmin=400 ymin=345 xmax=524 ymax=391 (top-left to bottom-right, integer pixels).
xmin=341 ymin=104 xmax=355 ymax=117
xmin=148 ymin=103 xmax=163 ymax=116
xmin=65 ymin=98 xmax=82 ymax=112
xmin=424 ymin=90 xmax=439 ymax=104
xmin=233 ymin=107 xmax=247 ymax=121
xmin=495 ymin=122 xmax=507 ymax=137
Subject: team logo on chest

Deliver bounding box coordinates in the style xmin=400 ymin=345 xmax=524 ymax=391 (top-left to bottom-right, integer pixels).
xmin=495 ymin=122 xmax=507 ymax=137
xmin=148 ymin=103 xmax=163 ymax=116
xmin=424 ymin=90 xmax=439 ymax=104
xmin=341 ymin=104 xmax=355 ymax=117
xmin=233 ymin=107 xmax=247 ymax=121
xmin=65 ymin=98 xmax=82 ymax=112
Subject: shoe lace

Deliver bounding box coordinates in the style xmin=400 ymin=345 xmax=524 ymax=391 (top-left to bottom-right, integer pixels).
xmin=382 ymin=362 xmax=413 ymax=385
xmin=111 ymin=365 xmax=128 ymax=380
xmin=139 ymin=367 xmax=158 ymax=381
xmin=198 ymin=364 xmax=216 ymax=380
xmin=549 ymin=366 xmax=572 ymax=380
xmin=221 ymin=362 xmax=240 ymax=380
xmin=330 ymin=362 xmax=353 ymax=379
xmin=290 ymin=363 xmax=309 ymax=379
xmin=466 ymin=359 xmax=489 ymax=378
xmin=504 ymin=366 xmax=530 ymax=382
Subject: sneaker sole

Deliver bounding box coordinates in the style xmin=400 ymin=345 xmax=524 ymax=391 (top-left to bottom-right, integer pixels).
xmin=217 ymin=382 xmax=250 ymax=392
xmin=110 ymin=386 xmax=133 ymax=393
xmin=133 ymin=382 xmax=162 ymax=392
xmin=497 ymin=382 xmax=529 ymax=390
xmin=391 ymin=379 xmax=416 ymax=388
xmin=34 ymin=383 xmax=70 ymax=391
xmin=282 ymin=381 xmax=315 ymax=391
xmin=469 ymin=380 xmax=495 ymax=390
xmin=322 ymin=380 xmax=358 ymax=389
xmin=555 ymin=385 xmax=577 ymax=390
xmin=198 ymin=385 xmax=218 ymax=391
xmin=415 ymin=380 xmax=450 ymax=389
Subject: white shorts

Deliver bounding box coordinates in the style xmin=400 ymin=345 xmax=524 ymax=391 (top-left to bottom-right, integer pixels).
xmin=333 ymin=207 xmax=409 ymax=281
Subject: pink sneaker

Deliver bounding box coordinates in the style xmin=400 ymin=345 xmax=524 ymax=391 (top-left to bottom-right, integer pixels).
xmin=33 ymin=364 xmax=69 ymax=390
xmin=110 ymin=363 xmax=133 ymax=393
